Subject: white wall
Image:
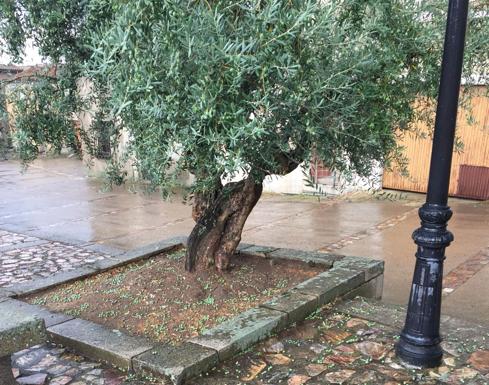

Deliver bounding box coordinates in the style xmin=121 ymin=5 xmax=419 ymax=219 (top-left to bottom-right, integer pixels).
xmin=0 ymin=39 xmax=43 ymax=65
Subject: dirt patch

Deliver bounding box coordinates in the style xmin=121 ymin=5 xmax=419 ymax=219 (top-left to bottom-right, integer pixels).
xmin=25 ymin=248 xmax=325 ymax=345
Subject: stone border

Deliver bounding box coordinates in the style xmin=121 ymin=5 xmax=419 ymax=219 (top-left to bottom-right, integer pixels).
xmin=4 ymin=236 xmax=384 ymax=384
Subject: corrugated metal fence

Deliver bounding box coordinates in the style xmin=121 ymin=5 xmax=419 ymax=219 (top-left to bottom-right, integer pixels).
xmin=383 ymin=86 xmax=489 ymax=199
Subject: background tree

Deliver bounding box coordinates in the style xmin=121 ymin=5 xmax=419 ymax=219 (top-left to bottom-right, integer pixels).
xmin=1 ymin=0 xmax=487 ymax=271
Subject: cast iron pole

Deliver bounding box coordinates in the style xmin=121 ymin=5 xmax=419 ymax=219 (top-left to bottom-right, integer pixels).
xmin=395 ymin=0 xmax=469 ymax=368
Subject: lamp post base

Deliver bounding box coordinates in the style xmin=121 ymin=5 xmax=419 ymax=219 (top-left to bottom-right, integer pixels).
xmin=396 ymin=335 xmax=443 ymax=368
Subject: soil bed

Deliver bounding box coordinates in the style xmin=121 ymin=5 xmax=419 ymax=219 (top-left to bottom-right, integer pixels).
xmin=25 ymin=248 xmax=326 ymax=345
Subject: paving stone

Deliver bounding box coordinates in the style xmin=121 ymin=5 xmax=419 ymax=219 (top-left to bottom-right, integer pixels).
xmin=190 ymin=307 xmax=287 ymax=361
xmin=133 ymin=343 xmax=218 ymax=385
xmin=0 ymin=304 xmax=46 ymax=356
xmin=332 ymin=256 xmax=384 ymax=281
xmin=116 ymin=236 xmax=186 ymax=265
xmin=15 ymin=373 xmax=48 ymax=385
xmin=47 ymin=318 xmax=153 ymax=370
xmin=13 ymin=347 xmax=51 ymax=369
xmin=12 ymin=266 xmax=98 ymax=296
xmin=261 ymin=291 xmax=318 ymax=324
xmin=0 ymin=236 xmax=109 ymax=289
xmin=241 ymin=245 xmax=279 ymax=257
xmin=292 ymin=268 xmax=365 ymax=306
xmin=269 ymin=248 xmax=342 ymax=268
xmin=2 ymin=299 xmax=73 ymax=328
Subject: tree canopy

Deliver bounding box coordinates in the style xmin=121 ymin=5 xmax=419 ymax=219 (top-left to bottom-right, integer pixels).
xmin=1 ymin=0 xmax=487 ymax=269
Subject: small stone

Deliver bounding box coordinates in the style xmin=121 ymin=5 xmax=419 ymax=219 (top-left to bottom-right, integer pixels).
xmin=288 ymin=374 xmax=311 ymax=385
xmin=346 ymin=318 xmax=367 ymax=328
xmin=14 ymin=349 xmax=48 ymax=369
xmin=310 ymin=343 xmax=327 ymax=354
xmin=265 ymin=354 xmax=291 ymax=365
xmin=349 ymin=371 xmax=379 ymax=384
xmin=263 ymin=341 xmax=285 ymax=354
xmin=438 ymin=366 xmax=450 ymax=375
xmin=48 ymin=376 xmax=72 ymax=385
xmin=451 ymin=367 xmax=479 ymax=381
xmin=46 ymin=365 xmax=69 ymax=375
xmin=388 ymin=362 xmax=403 ymax=370
xmin=12 ymin=367 xmax=20 ymax=378
xmin=16 ymin=373 xmax=48 ymax=385
xmin=323 ymin=354 xmax=358 ymax=366
xmin=87 ymin=368 xmax=103 ymax=376
xmin=305 ymin=364 xmax=327 ymax=377
xmin=241 ymin=360 xmax=267 ymax=381
xmin=467 ymin=350 xmax=489 ymax=372
xmin=441 ymin=341 xmax=461 ymax=357
xmin=323 ymin=329 xmax=351 ymax=345
xmin=444 ymin=357 xmax=456 ymax=367
xmin=324 ymin=369 xmax=356 ymax=384
xmin=62 ymin=367 xmax=80 ymax=377
xmin=354 ymin=341 xmax=390 ymax=360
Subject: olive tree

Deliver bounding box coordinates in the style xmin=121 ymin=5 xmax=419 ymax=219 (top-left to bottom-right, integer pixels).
xmin=1 ymin=0 xmax=487 ymax=271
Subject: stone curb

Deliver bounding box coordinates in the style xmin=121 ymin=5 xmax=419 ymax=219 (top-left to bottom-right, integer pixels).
xmin=10 ymin=266 xmax=99 ymax=296
xmin=47 ymin=318 xmax=153 ymax=371
xmin=189 ymin=307 xmax=288 ymax=361
xmin=1 ymin=299 xmax=74 ymax=328
xmin=240 ymin=244 xmax=345 ymax=268
xmin=133 ymin=343 xmax=218 ymax=385
xmin=0 ymin=302 xmax=47 ymax=357
xmin=268 ymin=248 xmax=343 ymax=268
xmin=6 ymin=237 xmax=383 ymax=385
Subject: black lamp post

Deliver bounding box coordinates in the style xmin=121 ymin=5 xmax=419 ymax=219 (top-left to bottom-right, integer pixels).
xmin=395 ymin=0 xmax=469 ymax=368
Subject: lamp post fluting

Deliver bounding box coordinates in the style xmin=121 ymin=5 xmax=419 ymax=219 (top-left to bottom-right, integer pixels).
xmin=395 ymin=0 xmax=469 ymax=368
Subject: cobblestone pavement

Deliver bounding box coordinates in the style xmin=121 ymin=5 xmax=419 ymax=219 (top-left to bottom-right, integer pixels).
xmin=10 ymin=343 xmax=131 ymax=385
xmin=189 ymin=299 xmax=489 ymax=385
xmin=0 ymin=230 xmax=108 ymax=287
xmin=0 ymin=230 xmax=41 ymax=249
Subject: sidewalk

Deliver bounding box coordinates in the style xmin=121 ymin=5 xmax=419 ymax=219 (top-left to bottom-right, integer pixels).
xmin=2 ymin=158 xmax=489 ymax=384
xmin=1 ymin=157 xmax=489 ymax=324
xmin=7 ymin=296 xmax=489 ymax=385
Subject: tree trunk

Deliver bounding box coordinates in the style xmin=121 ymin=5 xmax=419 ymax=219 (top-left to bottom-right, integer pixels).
xmin=185 ymin=177 xmax=263 ymax=272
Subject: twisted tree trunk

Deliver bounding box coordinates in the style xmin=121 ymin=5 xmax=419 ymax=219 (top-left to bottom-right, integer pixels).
xmin=185 ymin=177 xmax=263 ymax=272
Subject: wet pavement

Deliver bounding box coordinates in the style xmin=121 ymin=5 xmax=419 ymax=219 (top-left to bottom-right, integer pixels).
xmin=2 ymin=157 xmax=489 ymax=385
xmin=0 ymin=230 xmax=108 ymax=287
xmin=11 ymin=298 xmax=489 ymax=385
xmin=1 ymin=157 xmax=489 ymax=324
xmin=189 ymin=298 xmax=489 ymax=385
